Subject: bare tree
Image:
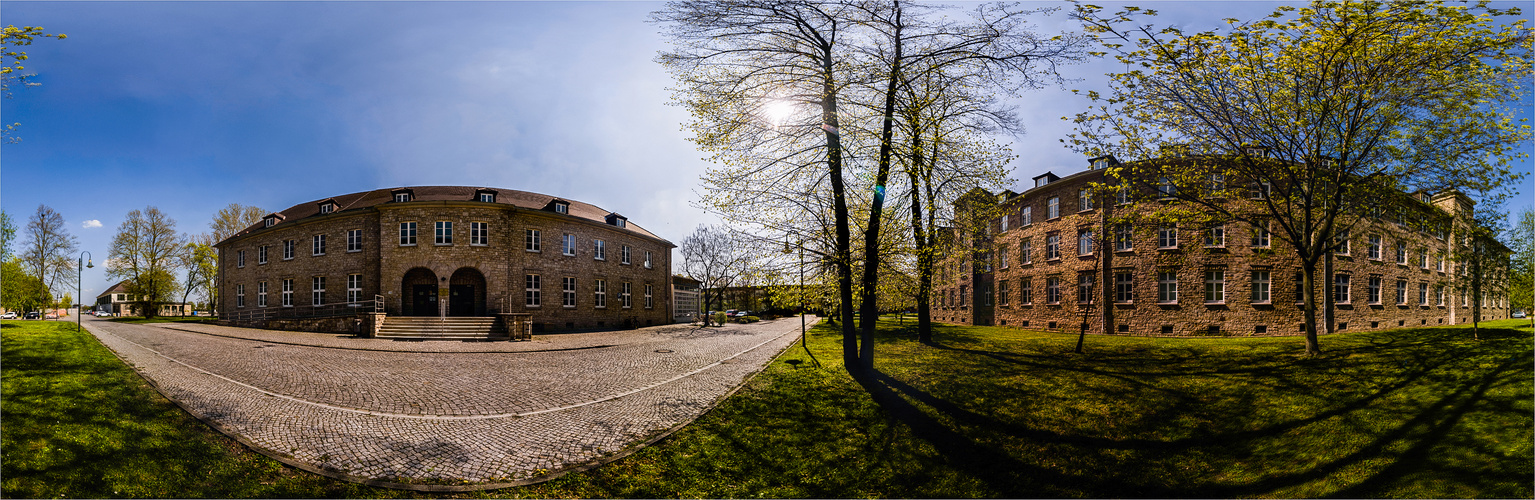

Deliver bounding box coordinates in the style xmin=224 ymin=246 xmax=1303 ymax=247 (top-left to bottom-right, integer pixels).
xmin=209 ymin=203 xmax=266 ymax=242
xmin=678 ymin=225 xmax=756 ymax=326
xmin=107 ymin=207 xmax=183 ymax=318
xmin=19 ymin=204 xmax=78 ymax=306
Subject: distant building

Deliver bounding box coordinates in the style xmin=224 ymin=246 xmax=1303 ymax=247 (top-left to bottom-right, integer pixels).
xmin=673 ymin=275 xmax=700 ymax=322
xmin=94 ymin=280 xmax=194 ymax=316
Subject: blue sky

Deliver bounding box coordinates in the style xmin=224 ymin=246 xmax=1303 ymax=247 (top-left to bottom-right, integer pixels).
xmin=2 ymin=1 xmax=1530 ymax=302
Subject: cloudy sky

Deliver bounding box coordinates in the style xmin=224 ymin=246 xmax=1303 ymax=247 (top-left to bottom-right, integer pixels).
xmin=2 ymin=1 xmax=1530 ymax=303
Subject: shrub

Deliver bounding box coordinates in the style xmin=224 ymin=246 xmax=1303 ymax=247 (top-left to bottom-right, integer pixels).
xmin=739 ymin=316 xmax=760 ymax=323
xmin=711 ymin=312 xmax=728 ymax=325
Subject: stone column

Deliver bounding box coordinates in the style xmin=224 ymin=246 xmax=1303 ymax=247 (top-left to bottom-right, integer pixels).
xmin=499 ymin=312 xmax=532 ymax=341
xmin=360 ymin=312 xmax=386 ymax=338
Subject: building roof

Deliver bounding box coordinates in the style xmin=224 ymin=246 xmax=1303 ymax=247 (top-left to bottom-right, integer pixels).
xmin=96 ymin=280 xmax=132 ymax=299
xmin=219 ymin=186 xmax=671 ymax=246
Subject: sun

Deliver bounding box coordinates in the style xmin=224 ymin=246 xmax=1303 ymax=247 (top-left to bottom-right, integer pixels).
xmin=763 ymin=99 xmax=795 ymax=126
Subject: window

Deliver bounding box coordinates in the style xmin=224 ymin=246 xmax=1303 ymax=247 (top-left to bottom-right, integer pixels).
xmin=621 ymin=282 xmax=633 ymax=308
xmin=563 ymin=234 xmax=576 ymax=256
xmin=283 ymin=240 xmax=295 ymax=260
xmin=435 ymin=221 xmax=453 ymax=245
xmin=1436 ymin=286 xmax=1445 ymax=306
xmin=1047 ymin=197 xmax=1060 ymax=219
xmin=982 ymin=252 xmax=993 ymax=272
xmin=998 ymin=280 xmax=1011 ymax=306
xmin=1078 ymin=189 xmax=1094 ymax=211
xmin=999 ymin=215 xmax=1009 ymax=232
xmin=563 ymin=277 xmax=576 ymax=307
xmin=526 ymin=229 xmax=541 ymax=252
xmin=1367 ymin=235 xmax=1381 ymax=260
xmin=1115 ymin=272 xmax=1134 ymax=303
xmin=1046 ymin=277 xmax=1060 ymax=304
xmin=393 ymin=192 xmax=411 ymax=203
xmin=1418 ymin=248 xmax=1428 ymax=268
xmin=1207 ymin=173 xmax=1226 ymax=194
xmin=1436 ymin=253 xmax=1444 ymax=272
xmin=264 ymin=218 xmax=276 ymax=228
xmin=282 ymin=279 xmax=293 ymax=307
xmin=1333 ymin=274 xmax=1350 ymax=304
xmin=1418 ymin=282 xmax=1428 ymax=305
xmin=312 ymin=276 xmax=326 ymax=306
xmin=959 ymin=285 xmax=967 ymax=306
xmin=645 ymin=284 xmax=654 ymax=309
xmin=1204 ymin=225 xmax=1225 ymax=247
xmin=1295 ymin=272 xmax=1307 ymax=303
xmin=1158 ymin=177 xmax=1176 ymax=197
xmin=1397 ymin=279 xmax=1408 ymax=304
xmin=1366 ymin=276 xmax=1381 ymax=304
xmin=1117 ymin=180 xmax=1131 ymax=205
xmin=1046 ymin=234 xmax=1060 ymax=260
xmin=554 ymin=202 xmax=569 ymax=214
xmin=645 ymin=251 xmax=653 ymax=269
xmin=594 ymin=240 xmax=606 ymax=260
xmin=1251 ymin=271 xmax=1271 ymax=303
xmin=1078 ymin=230 xmax=1094 ymax=256
xmin=1114 ymin=224 xmax=1133 ymax=252
xmin=479 ymin=192 xmax=495 ymax=203
xmin=525 ymin=274 xmax=541 ymax=307
xmin=1251 ymin=223 xmax=1270 ymax=248
xmin=237 ymin=250 xmax=245 ymax=268
xmin=347 ymin=229 xmax=362 ymax=252
xmin=1022 ymin=206 xmax=1032 ymax=226
xmin=1158 ymin=224 xmax=1178 ymax=249
xmin=594 ymin=279 xmax=607 ymax=308
xmin=1334 ymin=230 xmax=1350 ymax=256
xmin=1158 ymin=271 xmax=1178 ymax=303
xmin=622 ymin=245 xmax=631 ymax=265
xmin=1078 ymin=272 xmax=1096 ymax=303
xmin=1020 ymin=239 xmax=1032 ymax=264
xmin=1205 ymin=270 xmax=1225 ymax=303
xmin=236 ymin=284 xmax=245 ymax=308
xmin=471 ymin=222 xmax=488 ymax=246
xmin=1250 ymin=180 xmax=1272 ymax=199
xmin=998 ymin=247 xmax=1008 ymax=269
xmin=312 ymin=234 xmax=326 ymax=256
xmin=319 ymin=203 xmax=334 ymax=215
xmin=347 ymin=274 xmax=361 ymax=304
xmin=258 ymin=281 xmax=268 ymax=307
xmin=258 ymin=245 xmax=268 ymax=264
xmin=399 ymin=222 xmax=417 ymax=246
xmin=1396 ymin=242 xmax=1407 ymax=264
xmin=1019 ymin=278 xmax=1033 ymax=304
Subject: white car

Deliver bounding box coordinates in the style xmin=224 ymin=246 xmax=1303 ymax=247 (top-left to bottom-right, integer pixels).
xmin=1514 ymin=311 xmax=1527 ymax=319
xmin=94 ymin=311 xmax=112 ymax=317
xmin=1 ymin=312 xmax=15 ymax=319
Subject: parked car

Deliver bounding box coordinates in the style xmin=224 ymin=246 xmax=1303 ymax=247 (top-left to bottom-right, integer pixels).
xmin=23 ymin=311 xmax=40 ymax=320
xmin=1 ymin=311 xmax=15 ymax=319
xmin=94 ymin=310 xmax=112 ymax=317
xmin=1514 ymin=311 xmax=1527 ymax=319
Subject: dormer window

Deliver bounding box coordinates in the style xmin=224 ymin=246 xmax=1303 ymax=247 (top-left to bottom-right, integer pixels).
xmin=606 ymin=213 xmax=628 ymax=228
xmin=552 ymin=201 xmax=569 ymax=214
xmin=1033 ymin=172 xmax=1059 ymax=188
xmin=318 ymin=200 xmax=337 ymax=215
xmin=1088 ymin=155 xmax=1115 ymax=171
xmin=392 ymin=189 xmax=414 ymax=203
xmin=476 ymin=189 xmax=497 ymax=203
xmin=262 ymin=214 xmax=283 ymax=228
xmin=1243 ymin=146 xmax=1269 ymax=158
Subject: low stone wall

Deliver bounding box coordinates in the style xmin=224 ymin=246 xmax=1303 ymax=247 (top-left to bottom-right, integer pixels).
xmin=250 ymin=316 xmax=360 ymax=334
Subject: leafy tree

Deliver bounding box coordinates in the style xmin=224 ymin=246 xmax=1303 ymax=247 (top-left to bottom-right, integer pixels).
xmin=107 ymin=207 xmax=184 ymax=318
xmin=2 ymin=25 xmax=66 ymax=143
xmin=1068 ymin=1 xmax=1532 ymax=355
xmin=19 ymin=204 xmax=78 ymax=306
xmin=1508 ymin=206 xmax=1534 ymax=324
xmin=209 ymin=203 xmax=266 ymax=242
xmin=178 ymin=236 xmax=218 ymax=316
xmin=1 ymin=258 xmax=47 ymax=312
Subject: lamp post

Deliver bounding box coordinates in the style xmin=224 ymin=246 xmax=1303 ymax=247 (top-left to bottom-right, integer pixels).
xmin=784 ymin=238 xmax=820 ymax=368
xmin=78 ymin=251 xmax=93 ymax=332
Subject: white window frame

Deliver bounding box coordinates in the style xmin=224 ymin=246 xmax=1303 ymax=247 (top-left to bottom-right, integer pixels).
xmin=622 ymin=245 xmax=631 ymax=265
xmin=1204 ymin=270 xmax=1225 ymax=304
xmin=1333 ymin=274 xmax=1350 ymax=304
xmin=237 ymin=250 xmax=245 ymax=268
xmin=347 ymin=229 xmax=363 ymax=252
xmin=1046 ymin=234 xmax=1060 ymax=260
xmin=312 ymin=234 xmax=326 ymax=256
xmin=1114 ymin=271 xmax=1133 ymax=303
xmin=1158 ymin=225 xmax=1178 ymax=249
xmin=1047 ymin=197 xmax=1060 ymax=219
xmin=1022 ymin=206 xmax=1032 ymax=226
xmin=1367 ymin=235 xmax=1381 ymax=260
xmin=258 ymin=245 xmax=268 ymax=264
xmin=645 ymin=284 xmax=654 ymax=309
xmin=1158 ymin=271 xmax=1179 ymax=304
xmin=312 ymin=276 xmax=326 ymax=306
xmin=1367 ymin=276 xmax=1381 ymax=304
xmin=1251 ymin=270 xmax=1271 ymax=304
xmin=526 ymin=229 xmax=541 ymax=252
xmin=258 ymin=281 xmax=268 ymax=307
xmin=594 ymin=279 xmax=607 ymax=308
xmin=622 ymin=282 xmax=632 ymax=308
xmin=471 ymin=221 xmax=488 ymax=246
xmin=236 ymin=284 xmax=245 ymax=308
xmin=400 ymin=222 xmax=417 ymax=246
xmin=563 ymin=277 xmax=576 ymax=308
xmin=563 ymin=234 xmax=576 ymax=256
xmin=525 ymin=274 xmax=541 ymax=307
xmin=1078 ymin=189 xmax=1094 ymax=211
xmin=1046 ymin=277 xmax=1060 ymax=304
xmin=282 ymin=279 xmax=294 ymax=307
xmin=435 ymin=221 xmax=453 ymax=245
xmin=1019 ymin=278 xmax=1033 ymax=305
xmin=1114 ymin=224 xmax=1132 ymax=252
xmin=283 ymin=240 xmax=295 ymax=260
xmin=645 ymin=251 xmax=653 ymax=269
xmin=347 ymin=274 xmax=361 ymax=304
xmin=1204 ymin=225 xmax=1225 ymax=248
xmin=1078 ymin=230 xmax=1094 ymax=256
xmin=594 ymin=240 xmax=606 ymax=261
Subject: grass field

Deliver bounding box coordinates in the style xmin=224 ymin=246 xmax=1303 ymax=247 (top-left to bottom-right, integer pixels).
xmin=3 ymin=317 xmax=1530 ymax=498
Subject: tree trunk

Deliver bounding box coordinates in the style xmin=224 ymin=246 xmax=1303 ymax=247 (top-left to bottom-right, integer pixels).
xmin=821 ymin=46 xmax=858 ymax=372
xmin=1323 ymin=252 xmax=1335 ymax=333
xmin=1301 ymin=259 xmax=1321 ymax=355
xmin=857 ymin=2 xmax=903 ymax=372
xmin=908 ymin=168 xmax=934 ymax=344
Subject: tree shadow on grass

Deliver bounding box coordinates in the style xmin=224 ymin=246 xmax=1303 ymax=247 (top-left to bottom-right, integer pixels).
xmin=856 ymin=324 xmax=1533 ymax=497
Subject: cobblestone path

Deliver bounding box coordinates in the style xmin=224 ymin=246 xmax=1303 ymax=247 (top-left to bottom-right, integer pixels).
xmin=82 ymin=316 xmax=814 ymax=489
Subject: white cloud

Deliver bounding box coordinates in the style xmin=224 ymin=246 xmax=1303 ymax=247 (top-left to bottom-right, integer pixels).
xmin=82 ymin=220 xmax=103 ymax=229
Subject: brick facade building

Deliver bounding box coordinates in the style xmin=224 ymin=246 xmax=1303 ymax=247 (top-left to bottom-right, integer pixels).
xmin=932 ymin=162 xmax=1511 ymax=336
xmin=216 ymin=186 xmax=675 ymax=332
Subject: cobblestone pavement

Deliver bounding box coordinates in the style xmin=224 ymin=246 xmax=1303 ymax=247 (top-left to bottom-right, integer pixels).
xmin=82 ymin=316 xmax=816 ymax=487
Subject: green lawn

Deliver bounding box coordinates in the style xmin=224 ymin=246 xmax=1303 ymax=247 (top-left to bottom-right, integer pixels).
xmin=3 ymin=317 xmax=1530 ymax=498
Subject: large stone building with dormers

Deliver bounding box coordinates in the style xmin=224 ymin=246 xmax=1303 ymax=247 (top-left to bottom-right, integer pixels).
xmin=215 ymin=186 xmax=674 ymax=332
xmin=932 ymin=160 xmax=1512 ymax=337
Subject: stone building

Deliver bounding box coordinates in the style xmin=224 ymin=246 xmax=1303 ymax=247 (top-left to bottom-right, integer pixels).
xmin=933 ymin=160 xmax=1512 ymax=336
xmin=216 ymin=186 xmax=675 ymax=333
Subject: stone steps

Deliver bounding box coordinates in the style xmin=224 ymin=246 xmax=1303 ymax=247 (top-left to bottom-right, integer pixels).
xmin=376 ymin=317 xmax=504 ymax=340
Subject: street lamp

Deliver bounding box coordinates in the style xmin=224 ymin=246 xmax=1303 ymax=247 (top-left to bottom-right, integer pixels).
xmin=78 ymin=251 xmax=93 ymax=332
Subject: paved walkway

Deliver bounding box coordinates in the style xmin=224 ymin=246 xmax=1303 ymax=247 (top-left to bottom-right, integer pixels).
xmin=82 ymin=316 xmax=815 ymax=490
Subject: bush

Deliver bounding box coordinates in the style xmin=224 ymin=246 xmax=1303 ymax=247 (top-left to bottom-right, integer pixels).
xmin=711 ymin=312 xmax=728 ymax=325
xmin=738 ymin=316 xmax=761 ymax=323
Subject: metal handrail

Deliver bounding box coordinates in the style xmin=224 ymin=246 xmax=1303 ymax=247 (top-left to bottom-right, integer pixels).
xmin=225 ymin=297 xmax=381 ymax=324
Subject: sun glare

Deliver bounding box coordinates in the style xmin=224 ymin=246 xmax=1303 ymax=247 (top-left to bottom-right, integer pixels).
xmin=764 ymin=99 xmax=795 ymax=126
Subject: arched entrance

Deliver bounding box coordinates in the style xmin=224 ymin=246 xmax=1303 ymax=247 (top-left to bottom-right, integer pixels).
xmin=402 ymin=267 xmax=439 ymax=316
xmin=448 ymin=267 xmax=487 ymax=317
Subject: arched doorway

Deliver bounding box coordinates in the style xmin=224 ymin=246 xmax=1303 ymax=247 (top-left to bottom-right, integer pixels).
xmin=402 ymin=267 xmax=439 ymax=316
xmin=448 ymin=267 xmax=487 ymax=317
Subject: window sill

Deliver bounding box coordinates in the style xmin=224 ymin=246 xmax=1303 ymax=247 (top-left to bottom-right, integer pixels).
xmin=1205 ymin=301 xmax=1226 ymax=305
xmin=595 ymin=258 xmax=606 ymax=261
xmin=1252 ymin=301 xmax=1271 ymax=305
xmin=526 ymin=305 xmax=542 ymax=309
xmin=1115 ymin=249 xmax=1134 ymax=254
xmin=1047 ymin=257 xmax=1061 ymax=262
xmin=399 ymin=244 xmax=416 ymax=247
xmin=1114 ymin=300 xmax=1133 ymax=305
xmin=563 ymin=305 xmax=575 ymax=309
xmin=472 ymin=244 xmax=488 ymax=247
xmin=313 ymin=254 xmax=325 ymax=257
xmin=348 ymin=249 xmax=362 ymax=253
xmin=1046 ymin=217 xmax=1061 ymax=222
xmin=1157 ymin=301 xmax=1178 ymax=305
xmin=435 ymin=243 xmax=454 ymax=247
xmin=1158 ymin=246 xmax=1180 ymax=251
xmin=1203 ymin=245 xmax=1226 ymax=250
xmin=563 ymin=252 xmax=576 ymax=257
xmin=1077 ymin=209 xmax=1096 ymax=214
xmin=258 ymin=262 xmax=268 ymax=265
xmin=283 ymin=258 xmax=294 ymax=261
xmin=527 ymin=249 xmax=541 ymax=253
